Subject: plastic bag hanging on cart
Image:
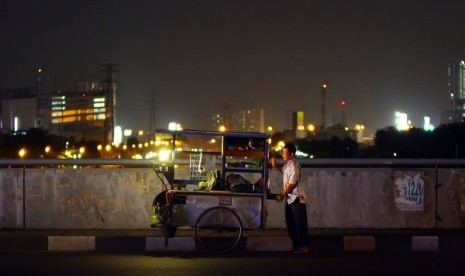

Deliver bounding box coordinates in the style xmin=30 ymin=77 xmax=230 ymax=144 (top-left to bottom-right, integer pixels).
xmin=150 ymin=190 xmax=167 ymax=228
xmin=206 ymin=169 xmax=222 ymax=190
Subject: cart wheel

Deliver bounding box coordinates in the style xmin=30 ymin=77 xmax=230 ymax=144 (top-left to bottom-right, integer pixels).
xmin=195 ymin=206 xmax=242 ymax=253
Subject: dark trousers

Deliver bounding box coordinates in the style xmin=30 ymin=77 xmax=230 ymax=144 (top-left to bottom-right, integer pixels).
xmin=285 ymin=199 xmax=309 ymax=250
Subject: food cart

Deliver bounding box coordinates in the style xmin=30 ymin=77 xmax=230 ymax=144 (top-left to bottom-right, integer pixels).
xmin=150 ymin=129 xmax=270 ymax=252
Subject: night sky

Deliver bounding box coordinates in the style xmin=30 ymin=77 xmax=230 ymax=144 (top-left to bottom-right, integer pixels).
xmin=1 ymin=0 xmax=465 ymax=136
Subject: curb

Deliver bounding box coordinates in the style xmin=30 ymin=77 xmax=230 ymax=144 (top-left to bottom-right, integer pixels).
xmin=1 ymin=234 xmax=465 ymax=253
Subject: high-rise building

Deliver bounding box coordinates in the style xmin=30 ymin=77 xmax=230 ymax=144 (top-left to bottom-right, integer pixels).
xmin=447 ymin=60 xmax=465 ymax=123
xmin=228 ymin=107 xmax=265 ymax=133
xmin=50 ymin=83 xmax=107 ymax=142
xmin=48 ymin=65 xmax=118 ymax=144
xmin=211 ymin=112 xmax=226 ymax=131
xmin=292 ymin=111 xmax=306 ymax=138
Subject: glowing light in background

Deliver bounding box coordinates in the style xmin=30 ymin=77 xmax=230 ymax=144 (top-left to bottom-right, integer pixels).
xmin=158 ymin=149 xmax=171 ymax=162
xmin=14 ymin=117 xmax=19 ymax=131
xmin=394 ymin=111 xmax=409 ymax=131
xmin=18 ymin=148 xmax=26 ymax=158
xmin=114 ymin=126 xmax=122 ymax=145
xmin=355 ymin=124 xmax=365 ymax=143
xmin=423 ymin=116 xmax=434 ymax=131
xmin=307 ymin=124 xmax=315 ymax=132
xmin=168 ymin=122 xmax=182 ymax=131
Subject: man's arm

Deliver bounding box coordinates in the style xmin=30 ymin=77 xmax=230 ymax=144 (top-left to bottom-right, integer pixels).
xmin=276 ymin=182 xmax=297 ymax=202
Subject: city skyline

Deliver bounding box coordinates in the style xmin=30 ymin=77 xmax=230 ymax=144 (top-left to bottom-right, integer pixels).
xmin=2 ymin=1 xmax=465 ymax=136
xmin=2 ymin=67 xmax=437 ymax=137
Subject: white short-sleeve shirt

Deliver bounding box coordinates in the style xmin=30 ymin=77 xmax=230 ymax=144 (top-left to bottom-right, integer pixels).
xmin=282 ymin=158 xmax=307 ymax=205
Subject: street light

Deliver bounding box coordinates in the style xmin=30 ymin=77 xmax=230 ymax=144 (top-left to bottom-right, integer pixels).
xmin=18 ymin=148 xmax=26 ymax=159
xmin=307 ymin=124 xmax=315 ymax=132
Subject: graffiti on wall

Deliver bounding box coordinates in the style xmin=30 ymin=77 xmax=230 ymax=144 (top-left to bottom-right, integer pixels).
xmin=394 ymin=171 xmax=424 ymax=211
xmin=24 ymin=169 xmax=163 ymax=229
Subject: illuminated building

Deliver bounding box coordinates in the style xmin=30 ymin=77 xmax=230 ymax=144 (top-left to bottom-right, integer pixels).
xmin=50 ymin=65 xmax=117 ymax=143
xmin=292 ymin=111 xmax=306 ymax=139
xmin=447 ymin=60 xmax=465 ymax=123
xmin=228 ymin=107 xmax=265 ymax=133
xmin=211 ymin=113 xmax=226 ymax=131
xmin=50 ymin=86 xmax=107 ymax=142
xmin=423 ymin=116 xmax=434 ymax=131
xmin=394 ymin=111 xmax=409 ymax=131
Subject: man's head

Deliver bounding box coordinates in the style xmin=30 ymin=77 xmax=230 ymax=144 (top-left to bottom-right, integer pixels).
xmin=282 ymin=143 xmax=296 ymax=161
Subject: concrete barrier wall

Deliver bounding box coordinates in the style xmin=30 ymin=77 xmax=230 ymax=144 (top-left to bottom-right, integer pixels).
xmin=0 ymin=168 xmax=162 ymax=229
xmin=0 ymin=166 xmax=464 ymax=229
xmin=267 ymin=168 xmax=441 ymax=229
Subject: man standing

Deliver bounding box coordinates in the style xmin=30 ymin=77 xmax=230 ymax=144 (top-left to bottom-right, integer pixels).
xmin=271 ymin=143 xmax=309 ymax=254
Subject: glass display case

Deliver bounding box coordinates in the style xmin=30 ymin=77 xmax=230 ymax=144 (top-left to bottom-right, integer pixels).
xmin=153 ymin=129 xmax=269 ymax=192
